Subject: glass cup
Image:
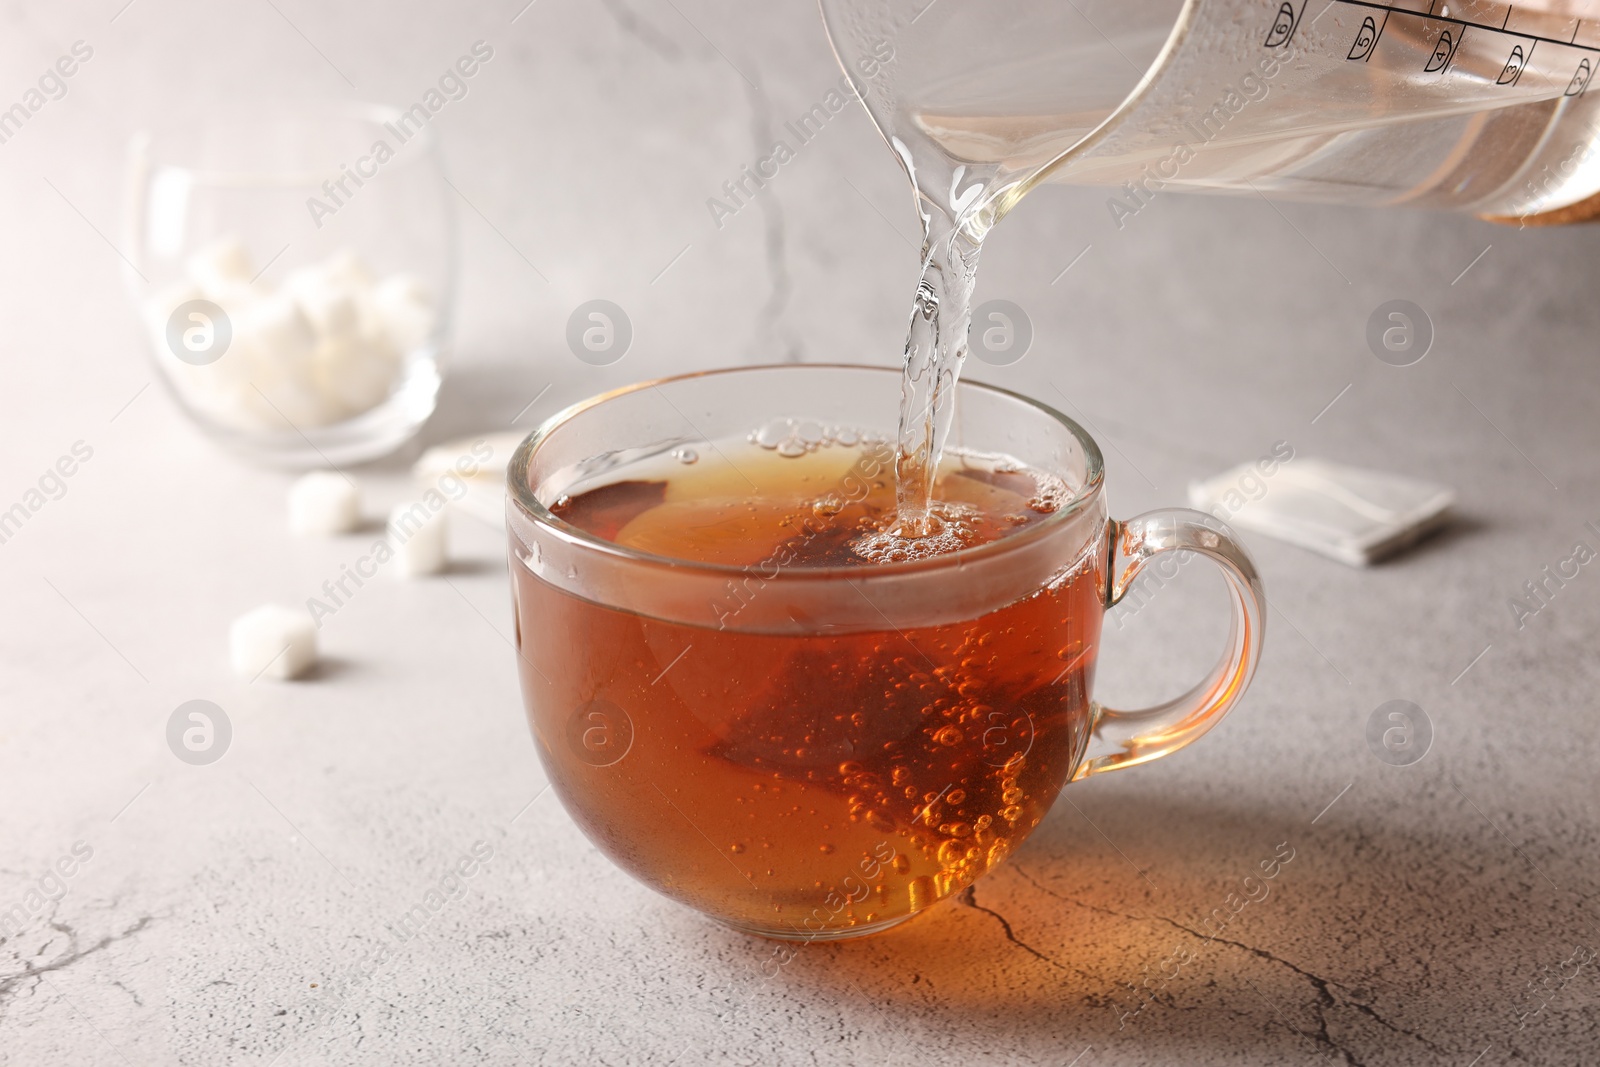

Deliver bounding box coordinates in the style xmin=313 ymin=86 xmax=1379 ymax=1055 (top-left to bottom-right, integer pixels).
xmin=124 ymin=100 xmax=454 ymax=467
xmin=507 ymin=365 xmax=1265 ymax=941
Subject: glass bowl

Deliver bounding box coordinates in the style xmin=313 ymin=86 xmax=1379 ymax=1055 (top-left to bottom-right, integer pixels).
xmin=124 ymin=100 xmax=455 ymax=467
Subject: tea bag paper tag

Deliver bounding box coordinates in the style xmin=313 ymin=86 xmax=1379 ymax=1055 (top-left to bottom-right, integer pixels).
xmin=1187 ymin=458 xmax=1453 ymax=567
xmin=413 ymin=431 xmax=525 ymax=529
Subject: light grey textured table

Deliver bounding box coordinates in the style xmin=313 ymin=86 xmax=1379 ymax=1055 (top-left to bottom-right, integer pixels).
xmin=2 ymin=2 xmax=1598 ymax=1064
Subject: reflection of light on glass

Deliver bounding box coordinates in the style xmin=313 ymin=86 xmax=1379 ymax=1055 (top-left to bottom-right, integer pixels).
xmin=147 ymin=166 xmax=191 ymax=257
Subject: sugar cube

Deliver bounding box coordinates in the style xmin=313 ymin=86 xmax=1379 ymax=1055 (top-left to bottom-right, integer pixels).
xmin=236 ymin=291 xmax=318 ymax=368
xmin=285 ymin=252 xmax=373 ymax=338
xmin=144 ymin=246 xmax=423 ymax=432
xmin=388 ymin=502 xmax=448 ymax=577
xmin=288 ymin=471 xmax=361 ymax=536
xmin=230 ymin=604 xmax=317 ymax=680
xmin=315 ymin=336 xmax=401 ymax=414
xmin=373 ymin=274 xmax=436 ymax=353
xmin=187 ymin=237 xmax=254 ymax=296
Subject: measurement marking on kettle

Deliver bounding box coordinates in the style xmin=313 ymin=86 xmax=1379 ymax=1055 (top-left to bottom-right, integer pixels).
xmin=1346 ymin=11 xmax=1389 ymax=61
xmin=1332 ymin=0 xmax=1600 ymax=54
xmin=1265 ymin=1 xmax=1309 ymax=47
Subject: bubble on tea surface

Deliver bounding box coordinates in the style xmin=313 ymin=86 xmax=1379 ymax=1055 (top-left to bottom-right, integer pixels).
xmin=749 ymin=416 xmax=858 ymax=458
xmin=672 ymin=447 xmax=698 ymax=464
xmin=1027 ymin=472 xmax=1073 ymax=514
xmin=850 ymin=501 xmax=981 ymax=563
xmin=752 ymin=419 xmax=789 ymax=449
xmin=812 ymin=494 xmax=844 ymax=518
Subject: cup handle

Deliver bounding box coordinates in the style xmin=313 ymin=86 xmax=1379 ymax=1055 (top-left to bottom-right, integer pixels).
xmin=1074 ymin=510 xmax=1267 ymax=781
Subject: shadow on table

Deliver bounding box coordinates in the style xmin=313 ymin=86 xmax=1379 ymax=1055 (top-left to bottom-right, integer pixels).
xmin=714 ymin=782 xmax=1577 ymax=1064
xmin=348 ymin=359 xmax=556 ymax=474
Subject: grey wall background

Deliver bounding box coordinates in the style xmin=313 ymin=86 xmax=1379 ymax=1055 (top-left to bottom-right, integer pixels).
xmin=2 ymin=2 xmax=1598 ymax=1065
xmin=4 ymin=0 xmax=1596 ymax=482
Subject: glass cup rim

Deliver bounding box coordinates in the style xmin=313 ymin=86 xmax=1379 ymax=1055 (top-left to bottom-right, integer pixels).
xmin=506 ymin=363 xmax=1107 ymax=579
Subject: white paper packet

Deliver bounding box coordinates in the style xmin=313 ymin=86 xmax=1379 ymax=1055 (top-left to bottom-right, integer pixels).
xmin=413 ymin=431 xmax=526 ymax=529
xmin=1188 ymin=458 xmax=1454 ymax=566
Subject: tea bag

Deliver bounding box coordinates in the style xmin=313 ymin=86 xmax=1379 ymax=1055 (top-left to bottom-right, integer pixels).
xmin=1188 ymin=458 xmax=1454 ymax=567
